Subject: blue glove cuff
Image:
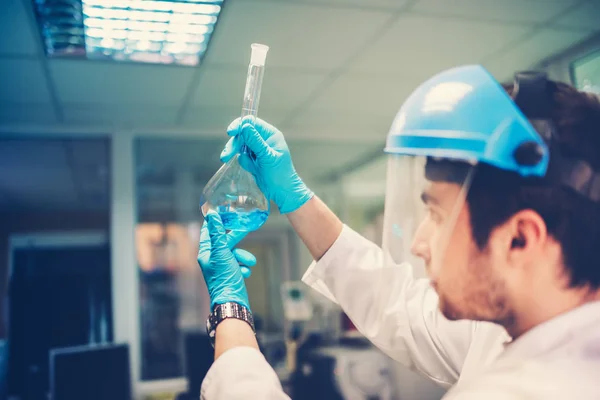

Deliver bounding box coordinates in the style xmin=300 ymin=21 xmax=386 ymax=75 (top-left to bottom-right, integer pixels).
xmin=210 ymin=291 xmax=251 ymax=312
xmin=208 ymin=276 xmax=251 ymax=311
xmin=275 ymin=172 xmax=314 ymax=214
xmin=278 ymin=186 xmax=314 ymax=214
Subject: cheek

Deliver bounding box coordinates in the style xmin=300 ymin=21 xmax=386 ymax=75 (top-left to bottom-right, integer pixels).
xmin=430 ymin=209 xmax=473 ymax=278
xmin=434 ymin=232 xmax=472 ymax=283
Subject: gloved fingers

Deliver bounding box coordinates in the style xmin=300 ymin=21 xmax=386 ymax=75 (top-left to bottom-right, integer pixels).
xmin=238 ymin=153 xmax=258 ymax=175
xmin=240 ymin=123 xmax=272 ymax=159
xmin=220 ymin=136 xmax=241 ymax=163
xmin=205 ymin=211 xmax=229 ymax=253
xmin=197 ymin=223 xmax=211 ymax=267
xmin=234 ymin=248 xmax=256 ymax=279
xmin=226 ymin=229 xmax=248 ymax=249
xmin=226 ymin=117 xmax=274 ymax=138
xmin=240 ymin=266 xmax=252 ymax=279
xmin=232 ymin=248 xmax=257 ymax=267
xmin=226 ymin=118 xmax=243 ymax=137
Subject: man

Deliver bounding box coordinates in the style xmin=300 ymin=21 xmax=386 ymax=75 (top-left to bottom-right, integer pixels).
xmin=198 ymin=65 xmax=600 ymax=399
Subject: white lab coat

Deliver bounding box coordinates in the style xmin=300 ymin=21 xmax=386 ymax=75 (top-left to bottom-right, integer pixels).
xmin=201 ymin=225 xmax=600 ymax=399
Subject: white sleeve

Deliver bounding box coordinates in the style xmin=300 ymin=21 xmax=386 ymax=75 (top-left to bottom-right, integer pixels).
xmin=441 ymin=362 xmax=578 ymax=400
xmin=201 ymin=347 xmax=290 ymax=400
xmin=302 ymin=225 xmax=477 ymax=387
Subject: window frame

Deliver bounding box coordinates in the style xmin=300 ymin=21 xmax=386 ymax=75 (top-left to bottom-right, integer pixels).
xmin=533 ymin=33 xmax=600 ymax=85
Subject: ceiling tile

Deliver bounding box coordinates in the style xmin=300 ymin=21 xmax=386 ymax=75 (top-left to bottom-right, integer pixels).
xmin=183 ymin=106 xmax=289 ymax=130
xmin=554 ymin=1 xmax=600 ymax=30
xmin=191 ymin=66 xmax=328 ymax=110
xmin=205 ymin=1 xmax=391 ymax=69
xmin=0 ymin=0 xmax=39 ymax=56
xmin=49 ymin=60 xmax=196 ymax=105
xmin=342 ymin=154 xmax=387 ymax=199
xmin=413 ymin=0 xmax=576 ymax=24
xmin=63 ymin=104 xmax=178 ymax=126
xmin=349 ymin=14 xmax=529 ymax=77
xmin=0 ymin=59 xmax=52 ymax=103
xmin=191 ymin=68 xmax=245 ymax=107
xmin=306 ymin=72 xmax=417 ymax=119
xmin=485 ymin=29 xmax=594 ymax=82
xmin=278 ymin=0 xmax=411 ymax=8
xmin=259 ymin=71 xmax=329 ymax=110
xmin=182 ymin=105 xmax=243 ymax=130
xmin=283 ymin=108 xmax=390 ymax=141
xmin=256 ymin=108 xmax=292 ymax=126
xmin=289 ymin=141 xmax=383 ymax=182
xmin=0 ymin=104 xmax=57 ymax=124
xmin=343 ymin=153 xmax=387 ymax=182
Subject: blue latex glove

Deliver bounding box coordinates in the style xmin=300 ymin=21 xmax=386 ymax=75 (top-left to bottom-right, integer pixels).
xmin=197 ymin=211 xmax=257 ymax=310
xmin=221 ymin=117 xmax=314 ymax=214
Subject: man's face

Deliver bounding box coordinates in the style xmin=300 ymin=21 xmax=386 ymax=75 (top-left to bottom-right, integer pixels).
xmin=411 ymin=180 xmax=511 ymax=322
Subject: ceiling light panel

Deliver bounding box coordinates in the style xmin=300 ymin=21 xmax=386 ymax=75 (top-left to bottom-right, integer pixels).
xmin=33 ymin=0 xmax=224 ymax=66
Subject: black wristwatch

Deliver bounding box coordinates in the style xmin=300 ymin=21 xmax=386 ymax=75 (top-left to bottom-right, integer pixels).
xmin=206 ymin=302 xmax=255 ymax=347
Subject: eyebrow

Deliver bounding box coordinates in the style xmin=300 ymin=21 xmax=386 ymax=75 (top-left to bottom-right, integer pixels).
xmin=421 ymin=192 xmax=439 ymax=205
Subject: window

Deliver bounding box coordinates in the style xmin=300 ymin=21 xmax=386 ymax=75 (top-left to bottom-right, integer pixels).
xmin=33 ymin=0 xmax=225 ymax=66
xmin=571 ymin=49 xmax=600 ymax=94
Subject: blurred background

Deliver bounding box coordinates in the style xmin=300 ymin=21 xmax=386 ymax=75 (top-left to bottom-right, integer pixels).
xmin=0 ymin=0 xmax=599 ymax=399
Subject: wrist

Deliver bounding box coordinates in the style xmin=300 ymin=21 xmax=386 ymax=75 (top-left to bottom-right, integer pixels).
xmin=214 ymin=319 xmax=259 ymax=359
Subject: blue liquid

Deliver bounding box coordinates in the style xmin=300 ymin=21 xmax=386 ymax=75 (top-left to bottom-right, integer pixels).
xmin=218 ymin=210 xmax=269 ymax=232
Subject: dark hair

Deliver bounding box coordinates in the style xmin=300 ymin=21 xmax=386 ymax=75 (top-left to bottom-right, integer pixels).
xmin=465 ymin=82 xmax=600 ymax=289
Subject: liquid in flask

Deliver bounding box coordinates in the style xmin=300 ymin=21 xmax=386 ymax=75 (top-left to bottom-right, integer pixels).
xmin=200 ymin=149 xmax=269 ymax=232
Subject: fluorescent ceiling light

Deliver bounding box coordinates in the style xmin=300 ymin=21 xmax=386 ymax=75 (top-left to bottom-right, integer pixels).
xmin=33 ymin=0 xmax=224 ymax=67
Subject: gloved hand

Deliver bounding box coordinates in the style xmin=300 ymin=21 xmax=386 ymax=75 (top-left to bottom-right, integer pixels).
xmin=197 ymin=211 xmax=257 ymax=310
xmin=220 ymin=117 xmax=314 ymax=214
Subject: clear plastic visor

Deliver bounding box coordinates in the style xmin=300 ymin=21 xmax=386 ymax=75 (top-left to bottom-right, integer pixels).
xmin=381 ymin=155 xmax=475 ymax=278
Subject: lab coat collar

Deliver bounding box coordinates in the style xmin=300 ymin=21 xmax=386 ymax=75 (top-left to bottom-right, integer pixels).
xmin=499 ymin=300 xmax=600 ymax=361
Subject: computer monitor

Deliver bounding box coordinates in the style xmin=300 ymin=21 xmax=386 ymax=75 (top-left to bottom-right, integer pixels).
xmin=49 ymin=343 xmax=131 ymax=400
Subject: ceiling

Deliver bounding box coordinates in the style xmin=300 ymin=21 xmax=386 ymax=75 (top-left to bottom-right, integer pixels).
xmin=0 ymin=0 xmax=599 ymax=214
xmin=1 ymin=0 xmax=598 ymax=133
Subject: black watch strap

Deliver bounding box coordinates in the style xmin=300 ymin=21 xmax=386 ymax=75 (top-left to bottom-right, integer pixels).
xmin=206 ymin=302 xmax=255 ymax=346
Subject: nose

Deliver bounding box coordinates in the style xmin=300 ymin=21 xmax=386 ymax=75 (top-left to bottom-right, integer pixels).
xmin=411 ymin=219 xmax=431 ymax=263
xmin=411 ymin=237 xmax=430 ymax=263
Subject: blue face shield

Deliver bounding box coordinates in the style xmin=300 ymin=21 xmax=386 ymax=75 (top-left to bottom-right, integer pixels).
xmin=381 ymin=65 xmax=548 ymax=273
xmin=381 ymin=65 xmax=600 ymax=272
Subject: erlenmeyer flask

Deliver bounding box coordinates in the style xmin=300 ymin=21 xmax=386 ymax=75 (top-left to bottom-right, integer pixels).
xmin=200 ymin=43 xmax=271 ymax=232
xmin=200 ymin=149 xmax=269 ymax=232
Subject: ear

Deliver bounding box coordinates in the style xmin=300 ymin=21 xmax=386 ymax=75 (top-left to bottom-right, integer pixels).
xmin=506 ymin=209 xmax=548 ymax=267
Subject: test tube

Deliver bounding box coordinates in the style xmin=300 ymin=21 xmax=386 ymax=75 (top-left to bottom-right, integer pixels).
xmin=240 ymin=44 xmax=269 ymax=149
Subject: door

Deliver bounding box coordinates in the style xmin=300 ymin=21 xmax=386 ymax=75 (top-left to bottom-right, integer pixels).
xmin=7 ymin=233 xmax=112 ymax=400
